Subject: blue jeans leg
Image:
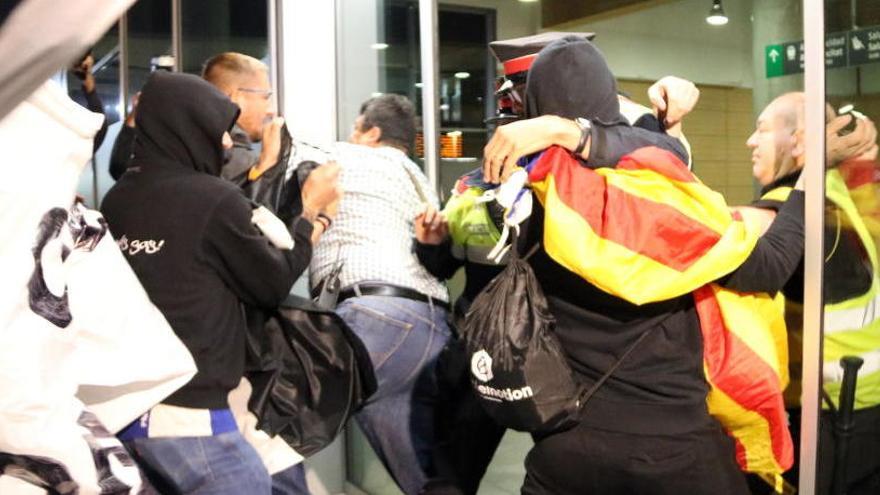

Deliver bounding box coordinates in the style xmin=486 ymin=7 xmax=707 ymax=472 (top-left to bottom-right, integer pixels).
xmin=271 ymin=462 xmax=309 ymax=495
xmin=124 ymin=432 xmax=271 ymax=495
xmin=337 ymin=295 xmax=451 ymax=495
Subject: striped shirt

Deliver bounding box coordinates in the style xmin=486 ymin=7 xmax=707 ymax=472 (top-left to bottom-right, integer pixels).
xmin=309 ymin=142 xmax=448 ymax=302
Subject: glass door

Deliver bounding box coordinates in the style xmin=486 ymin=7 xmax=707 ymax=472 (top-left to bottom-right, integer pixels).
xmin=810 ymin=1 xmax=880 ymax=493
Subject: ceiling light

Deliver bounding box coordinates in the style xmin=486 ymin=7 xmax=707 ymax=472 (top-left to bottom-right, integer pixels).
xmin=371 ymin=92 xmax=384 ymax=97
xmin=415 ymin=82 xmax=424 ymax=88
xmin=706 ymin=0 xmax=728 ymax=26
xmin=370 ymin=43 xmax=389 ymax=50
xmin=454 ymin=71 xmax=471 ymax=79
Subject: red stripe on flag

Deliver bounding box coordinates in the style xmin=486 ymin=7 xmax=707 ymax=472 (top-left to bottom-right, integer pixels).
xmin=839 ymin=159 xmax=877 ymax=189
xmin=733 ymin=436 xmax=748 ymax=472
xmin=694 ymin=286 xmax=794 ymax=470
xmin=602 ymin=186 xmax=722 ymax=271
xmin=617 ymin=146 xmax=695 ymax=183
xmin=527 ymin=146 xmax=568 ymax=183
xmin=529 ymin=147 xmax=606 ymax=230
xmin=531 ymin=147 xmax=722 ymax=271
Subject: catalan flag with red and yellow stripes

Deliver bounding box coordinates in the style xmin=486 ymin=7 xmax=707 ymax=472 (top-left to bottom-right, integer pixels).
xmin=526 ymin=146 xmax=794 ymax=479
xmin=839 ymin=158 xmax=880 ymax=248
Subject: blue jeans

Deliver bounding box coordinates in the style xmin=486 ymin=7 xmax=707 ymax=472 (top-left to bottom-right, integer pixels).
xmin=271 ymin=462 xmax=309 ymax=495
xmin=124 ymin=432 xmax=271 ymax=494
xmin=337 ymin=295 xmax=451 ymax=495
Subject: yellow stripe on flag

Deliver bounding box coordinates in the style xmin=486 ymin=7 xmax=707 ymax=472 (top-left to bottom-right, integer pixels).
xmin=705 ymin=375 xmax=785 ymax=475
xmin=598 ymin=168 xmax=733 ymax=235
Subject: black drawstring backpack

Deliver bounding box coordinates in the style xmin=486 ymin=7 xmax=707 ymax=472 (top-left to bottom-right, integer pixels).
xmin=244 ymin=295 xmax=377 ymax=457
xmin=462 ymin=241 xmax=650 ymax=435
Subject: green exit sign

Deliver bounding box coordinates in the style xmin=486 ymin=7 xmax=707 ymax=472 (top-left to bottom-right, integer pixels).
xmin=766 ymin=44 xmax=784 ymax=77
xmin=765 ymin=41 xmax=804 ymax=78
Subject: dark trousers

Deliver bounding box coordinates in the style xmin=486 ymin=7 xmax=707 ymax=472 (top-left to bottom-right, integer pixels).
xmin=433 ymin=388 xmax=507 ymax=494
xmin=431 ymin=338 xmax=507 ymax=495
xmin=772 ymin=405 xmax=880 ymax=495
xmin=522 ymin=421 xmax=749 ymax=495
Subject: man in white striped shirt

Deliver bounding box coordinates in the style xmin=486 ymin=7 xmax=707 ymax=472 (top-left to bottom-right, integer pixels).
xmin=309 ymin=94 xmax=451 ymax=495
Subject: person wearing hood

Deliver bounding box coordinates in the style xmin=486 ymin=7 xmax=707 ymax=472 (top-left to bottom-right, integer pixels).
xmin=475 ymin=37 xmax=807 ymax=495
xmin=481 ymin=49 xmax=694 ymax=183
xmin=100 ymin=71 xmax=339 ymax=495
xmin=415 ymin=69 xmax=700 ymax=495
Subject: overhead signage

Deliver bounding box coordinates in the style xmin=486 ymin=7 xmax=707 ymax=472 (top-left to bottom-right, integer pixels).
xmin=849 ymin=26 xmax=880 ymax=66
xmin=765 ymin=26 xmax=880 ymax=78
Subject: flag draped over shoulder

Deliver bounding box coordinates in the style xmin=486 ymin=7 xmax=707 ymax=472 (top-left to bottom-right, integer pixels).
xmin=526 ymin=145 xmax=794 ymax=478
xmin=527 ymin=146 xmax=764 ymax=303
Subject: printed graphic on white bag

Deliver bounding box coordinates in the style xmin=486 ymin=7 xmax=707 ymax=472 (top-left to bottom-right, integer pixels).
xmin=78 ymin=411 xmax=144 ymax=492
xmin=0 ymin=411 xmax=145 ymax=494
xmin=28 ymin=205 xmax=108 ymax=328
xmin=471 ymin=349 xmax=494 ymax=383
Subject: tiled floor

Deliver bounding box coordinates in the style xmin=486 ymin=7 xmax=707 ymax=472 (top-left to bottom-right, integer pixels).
xmin=346 ymin=426 xmax=533 ymax=494
xmin=475 ymin=431 xmax=532 ymax=494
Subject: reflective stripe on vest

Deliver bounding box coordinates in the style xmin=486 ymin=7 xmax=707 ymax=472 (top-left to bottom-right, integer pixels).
xmin=822 ymin=170 xmax=880 ymax=409
xmin=760 ymin=186 xmax=794 ymax=204
xmin=444 ymin=187 xmax=505 ymax=265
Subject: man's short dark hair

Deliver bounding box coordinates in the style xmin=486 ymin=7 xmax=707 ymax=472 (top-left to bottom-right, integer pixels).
xmin=358 ymin=94 xmax=416 ymax=153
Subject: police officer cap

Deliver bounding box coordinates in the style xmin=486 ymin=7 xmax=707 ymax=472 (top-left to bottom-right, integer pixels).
xmin=489 ymin=32 xmax=596 ymax=76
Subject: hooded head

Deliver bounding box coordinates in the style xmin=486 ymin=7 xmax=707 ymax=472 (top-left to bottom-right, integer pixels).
xmin=524 ymin=36 xmax=624 ymax=125
xmin=133 ymin=71 xmax=239 ymax=176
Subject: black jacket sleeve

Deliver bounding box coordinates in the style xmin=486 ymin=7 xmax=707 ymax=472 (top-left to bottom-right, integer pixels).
xmin=587 ymin=123 xmax=689 ymax=168
xmin=203 ymin=191 xmax=315 ymax=308
xmin=85 ymin=88 xmax=109 ymax=152
xmin=109 ymin=125 xmax=136 ymax=180
xmin=718 ymin=190 xmax=805 ymax=293
xmin=416 ymin=238 xmax=462 ymax=281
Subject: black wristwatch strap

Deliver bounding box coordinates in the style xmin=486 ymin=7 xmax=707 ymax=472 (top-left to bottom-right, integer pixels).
xmin=573 ymin=118 xmax=590 ymax=156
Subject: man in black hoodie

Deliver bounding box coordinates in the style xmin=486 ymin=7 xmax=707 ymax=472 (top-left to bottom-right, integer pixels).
xmin=100 ymin=71 xmax=339 ymax=495
xmin=479 ymin=37 xmax=806 ymax=495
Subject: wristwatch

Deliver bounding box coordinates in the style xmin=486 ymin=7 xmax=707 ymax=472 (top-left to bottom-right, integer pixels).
xmin=573 ymin=117 xmax=592 ymax=157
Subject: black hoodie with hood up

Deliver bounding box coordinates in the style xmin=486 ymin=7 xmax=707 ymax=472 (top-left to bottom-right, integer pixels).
xmin=101 ymin=72 xmax=315 ymax=409
xmin=524 ymin=36 xmax=687 ymax=167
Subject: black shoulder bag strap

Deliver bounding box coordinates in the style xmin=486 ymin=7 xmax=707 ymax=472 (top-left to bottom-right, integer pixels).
xmin=519 ymin=238 xmax=655 ymax=412
xmin=577 ymin=328 xmax=654 ymax=409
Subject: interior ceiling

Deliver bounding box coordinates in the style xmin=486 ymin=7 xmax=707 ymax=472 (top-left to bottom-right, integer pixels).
xmin=541 ymin=0 xmax=677 ymax=28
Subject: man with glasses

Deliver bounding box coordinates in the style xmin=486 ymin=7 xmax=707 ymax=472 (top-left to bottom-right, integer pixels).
xmin=202 ymin=52 xmax=328 ymax=495
xmin=109 ymin=52 xmax=285 ymax=185
xmin=201 ymin=52 xmax=284 ymax=184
